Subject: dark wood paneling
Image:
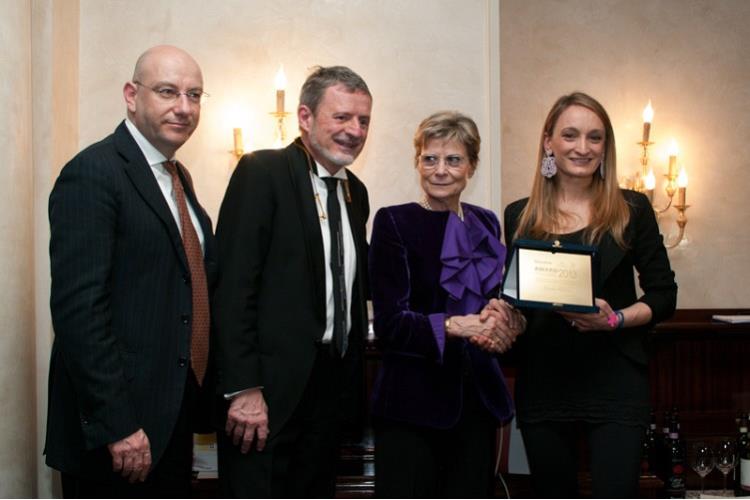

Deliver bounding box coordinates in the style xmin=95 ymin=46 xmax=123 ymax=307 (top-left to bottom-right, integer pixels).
xmin=649 ymin=309 xmax=750 ymax=439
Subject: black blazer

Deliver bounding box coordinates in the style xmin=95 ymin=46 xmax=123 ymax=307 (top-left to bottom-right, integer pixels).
xmin=213 ymin=139 xmax=370 ymax=437
xmin=504 ymin=189 xmax=677 ymax=365
xmin=45 ymin=121 xmax=217 ymax=476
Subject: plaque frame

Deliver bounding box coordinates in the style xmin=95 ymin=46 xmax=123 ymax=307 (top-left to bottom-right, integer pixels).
xmin=502 ymin=238 xmax=598 ymax=313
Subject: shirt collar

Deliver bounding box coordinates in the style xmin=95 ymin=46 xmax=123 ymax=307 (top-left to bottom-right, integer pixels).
xmin=124 ymin=119 xmax=172 ymax=166
xmin=315 ymin=161 xmax=348 ymax=181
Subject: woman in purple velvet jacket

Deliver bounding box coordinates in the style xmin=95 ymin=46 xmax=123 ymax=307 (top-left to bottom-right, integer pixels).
xmin=369 ymin=111 xmax=526 ymax=498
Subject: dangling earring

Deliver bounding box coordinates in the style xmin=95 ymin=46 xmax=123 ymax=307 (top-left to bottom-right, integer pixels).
xmin=541 ymin=150 xmax=557 ymax=178
xmin=599 ymin=158 xmax=605 ymax=179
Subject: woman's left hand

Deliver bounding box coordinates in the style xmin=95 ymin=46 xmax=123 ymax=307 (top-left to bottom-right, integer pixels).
xmin=559 ymin=298 xmax=617 ymax=332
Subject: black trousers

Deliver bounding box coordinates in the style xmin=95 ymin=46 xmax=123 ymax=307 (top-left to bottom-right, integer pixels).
xmin=61 ymin=370 xmax=199 ymax=499
xmin=218 ymin=344 xmax=346 ymax=498
xmin=374 ymin=382 xmax=497 ymax=498
xmin=520 ymin=421 xmax=644 ymax=498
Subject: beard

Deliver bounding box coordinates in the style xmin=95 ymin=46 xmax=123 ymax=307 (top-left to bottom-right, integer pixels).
xmin=308 ymin=122 xmax=359 ymax=170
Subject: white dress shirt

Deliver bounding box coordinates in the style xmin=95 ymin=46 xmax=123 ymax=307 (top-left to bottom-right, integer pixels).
xmin=311 ymin=162 xmax=357 ymax=343
xmin=124 ymin=119 xmax=205 ymax=253
xmin=223 ymin=160 xmax=359 ymax=400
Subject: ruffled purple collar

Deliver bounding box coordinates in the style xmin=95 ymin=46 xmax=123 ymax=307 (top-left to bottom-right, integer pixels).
xmin=439 ymin=207 xmax=506 ymax=316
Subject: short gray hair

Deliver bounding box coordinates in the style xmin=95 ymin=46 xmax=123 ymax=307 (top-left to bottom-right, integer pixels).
xmin=299 ymin=66 xmax=371 ymax=114
xmin=413 ymin=111 xmax=481 ymax=168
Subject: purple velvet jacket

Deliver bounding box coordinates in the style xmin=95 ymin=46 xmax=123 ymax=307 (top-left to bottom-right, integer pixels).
xmin=369 ymin=202 xmax=514 ymax=429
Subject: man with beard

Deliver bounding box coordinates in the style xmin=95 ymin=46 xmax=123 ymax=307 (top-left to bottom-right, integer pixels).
xmin=213 ymin=66 xmax=372 ymax=497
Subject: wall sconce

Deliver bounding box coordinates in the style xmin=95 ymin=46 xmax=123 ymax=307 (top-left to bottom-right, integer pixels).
xmin=232 ymin=127 xmax=244 ymax=159
xmin=229 ymin=65 xmax=289 ymax=157
xmin=271 ymin=65 xmax=290 ymax=147
xmin=629 ymin=100 xmax=690 ymax=249
xmin=228 ymin=105 xmax=250 ymax=160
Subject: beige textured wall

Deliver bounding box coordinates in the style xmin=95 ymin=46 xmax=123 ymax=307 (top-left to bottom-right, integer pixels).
xmin=32 ymin=0 xmax=79 ymax=496
xmin=78 ymin=0 xmax=500 ymax=225
xmin=500 ymin=0 xmax=750 ymax=308
xmin=0 ymin=0 xmax=36 ymax=496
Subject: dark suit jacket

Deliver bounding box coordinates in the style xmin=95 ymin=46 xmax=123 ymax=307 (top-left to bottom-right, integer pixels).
xmin=369 ymin=203 xmax=514 ymax=430
xmin=213 ymin=138 xmax=370 ymax=438
xmin=45 ymin=121 xmax=217 ymax=477
xmin=504 ymin=189 xmax=677 ymax=366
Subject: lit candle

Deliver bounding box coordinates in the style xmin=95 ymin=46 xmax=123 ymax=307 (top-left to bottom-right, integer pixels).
xmin=667 ymin=139 xmax=679 ymax=179
xmin=275 ymin=65 xmax=287 ymax=114
xmin=644 ymin=168 xmax=656 ymax=202
xmin=233 ymin=127 xmax=244 ymax=157
xmin=642 ymin=100 xmax=654 ymax=143
xmin=676 ymin=167 xmax=688 ymax=206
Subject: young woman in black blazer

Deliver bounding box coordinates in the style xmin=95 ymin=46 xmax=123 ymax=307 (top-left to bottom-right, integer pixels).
xmin=502 ymin=92 xmax=677 ymax=498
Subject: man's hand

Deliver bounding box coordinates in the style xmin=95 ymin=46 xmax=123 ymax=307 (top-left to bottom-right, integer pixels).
xmin=107 ymin=428 xmax=151 ymax=483
xmin=226 ymin=388 xmax=269 ymax=454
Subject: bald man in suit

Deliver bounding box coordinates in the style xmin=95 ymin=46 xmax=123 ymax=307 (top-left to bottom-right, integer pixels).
xmin=46 ymin=45 xmax=216 ymax=498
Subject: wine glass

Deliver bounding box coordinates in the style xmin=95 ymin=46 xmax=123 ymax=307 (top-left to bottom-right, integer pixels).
xmin=715 ymin=439 xmax=736 ymax=496
xmin=690 ymin=442 xmax=715 ymax=494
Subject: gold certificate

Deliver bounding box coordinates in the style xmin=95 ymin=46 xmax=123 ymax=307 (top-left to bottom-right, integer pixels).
xmin=502 ymin=239 xmax=597 ymax=312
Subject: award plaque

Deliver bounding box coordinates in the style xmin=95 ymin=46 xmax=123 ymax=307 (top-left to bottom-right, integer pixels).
xmin=502 ymin=238 xmax=598 ymax=313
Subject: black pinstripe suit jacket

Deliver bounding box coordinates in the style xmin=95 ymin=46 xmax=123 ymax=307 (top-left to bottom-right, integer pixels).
xmin=45 ymin=121 xmax=217 ymax=476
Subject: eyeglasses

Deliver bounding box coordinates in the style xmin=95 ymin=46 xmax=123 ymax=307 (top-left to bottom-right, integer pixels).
xmin=419 ymin=154 xmax=466 ymax=169
xmin=133 ymin=81 xmax=210 ymax=105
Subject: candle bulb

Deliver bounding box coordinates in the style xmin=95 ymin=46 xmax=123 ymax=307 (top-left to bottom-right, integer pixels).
xmin=676 ymin=167 xmax=688 ymax=206
xmin=644 ymin=168 xmax=656 ymax=203
xmin=275 ymin=65 xmax=287 ymax=114
xmin=233 ymin=127 xmax=244 ymax=157
xmin=642 ymin=100 xmax=654 ymax=143
xmin=677 ymin=187 xmax=686 ymax=206
xmin=276 ymin=90 xmax=284 ymax=115
xmin=668 ymin=156 xmax=677 ymax=179
xmin=667 ymin=139 xmax=679 ymax=179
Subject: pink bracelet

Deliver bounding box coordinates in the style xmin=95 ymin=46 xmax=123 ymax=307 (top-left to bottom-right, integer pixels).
xmin=607 ymin=311 xmax=625 ymax=329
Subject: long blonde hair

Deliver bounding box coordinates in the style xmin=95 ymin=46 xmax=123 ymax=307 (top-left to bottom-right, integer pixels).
xmin=515 ymin=92 xmax=630 ymax=248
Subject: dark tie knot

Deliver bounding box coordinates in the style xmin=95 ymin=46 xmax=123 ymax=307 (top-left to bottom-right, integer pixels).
xmin=323 ymin=177 xmax=339 ymax=193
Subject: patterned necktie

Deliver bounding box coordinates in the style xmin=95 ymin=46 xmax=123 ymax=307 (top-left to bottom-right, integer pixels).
xmin=323 ymin=177 xmax=347 ymax=358
xmin=164 ymin=161 xmax=210 ymax=385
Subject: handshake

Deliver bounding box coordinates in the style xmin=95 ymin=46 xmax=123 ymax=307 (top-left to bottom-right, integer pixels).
xmin=444 ymin=298 xmax=526 ymax=353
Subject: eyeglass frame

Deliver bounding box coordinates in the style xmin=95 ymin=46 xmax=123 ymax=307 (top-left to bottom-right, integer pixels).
xmin=132 ymin=80 xmax=210 ymax=105
xmin=418 ymin=154 xmax=468 ymax=169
